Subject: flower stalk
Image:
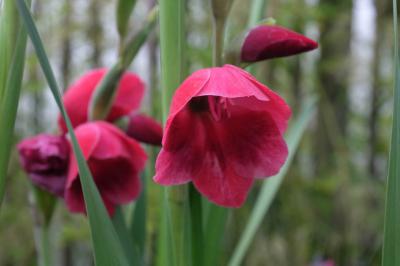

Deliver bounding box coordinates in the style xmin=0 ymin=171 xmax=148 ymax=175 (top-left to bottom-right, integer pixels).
xmin=158 ymin=1 xmax=188 ymax=266
xmin=210 ymin=0 xmax=233 ymax=66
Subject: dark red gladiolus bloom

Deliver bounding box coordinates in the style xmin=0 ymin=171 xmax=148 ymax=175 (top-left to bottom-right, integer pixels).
xmin=154 ymin=64 xmax=291 ymax=207
xmin=126 ymin=113 xmax=163 ymax=146
xmin=58 ymin=68 xmax=145 ymax=132
xmin=65 ymin=121 xmax=147 ymax=215
xmin=17 ymin=134 xmax=69 ymax=197
xmin=241 ymin=25 xmax=318 ymax=62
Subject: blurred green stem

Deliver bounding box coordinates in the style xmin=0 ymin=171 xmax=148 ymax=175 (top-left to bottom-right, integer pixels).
xmin=211 ymin=0 xmax=233 ymax=66
xmin=189 ymin=185 xmax=203 ymax=266
xmin=246 ymin=0 xmax=267 ymax=75
xmin=37 ymin=225 xmax=51 ymax=266
xmin=212 ymin=19 xmax=225 ymax=66
xmin=247 ymin=0 xmax=267 ymax=26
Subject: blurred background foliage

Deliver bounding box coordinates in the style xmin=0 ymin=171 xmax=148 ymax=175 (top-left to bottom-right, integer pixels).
xmin=0 ymin=0 xmax=394 ymax=265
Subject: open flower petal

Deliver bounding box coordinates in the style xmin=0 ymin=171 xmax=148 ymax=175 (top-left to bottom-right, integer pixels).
xmin=154 ymin=65 xmax=291 ymax=207
xmin=65 ymin=121 xmax=147 ymax=215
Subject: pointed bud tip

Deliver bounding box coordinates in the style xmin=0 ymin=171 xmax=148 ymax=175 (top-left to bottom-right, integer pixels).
xmin=240 ymin=25 xmax=319 ymax=63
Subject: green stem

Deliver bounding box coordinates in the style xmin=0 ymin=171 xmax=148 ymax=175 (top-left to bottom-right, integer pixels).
xmin=246 ymin=0 xmax=267 ymax=75
xmin=189 ymin=185 xmax=204 ymax=266
xmin=213 ymin=19 xmax=225 ymax=66
xmin=247 ymin=0 xmax=267 ymax=27
xmin=158 ymin=1 xmax=188 ymax=266
xmin=33 ymin=219 xmax=52 ymax=266
xmin=210 ymin=0 xmax=233 ymax=66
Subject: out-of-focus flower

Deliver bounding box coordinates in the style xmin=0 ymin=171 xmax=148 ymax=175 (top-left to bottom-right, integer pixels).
xmin=241 ymin=25 xmax=318 ymax=63
xmin=65 ymin=121 xmax=147 ymax=215
xmin=312 ymin=258 xmax=335 ymax=266
xmin=17 ymin=134 xmax=70 ymax=197
xmin=126 ymin=113 xmax=163 ymax=146
xmin=154 ymin=64 xmax=291 ymax=207
xmin=58 ymin=68 xmax=145 ymax=133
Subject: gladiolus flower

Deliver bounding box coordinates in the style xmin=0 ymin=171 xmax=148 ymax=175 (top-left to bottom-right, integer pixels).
xmin=126 ymin=113 xmax=163 ymax=146
xmin=58 ymin=68 xmax=145 ymax=132
xmin=154 ymin=64 xmax=291 ymax=207
xmin=241 ymin=25 xmax=318 ymax=62
xmin=65 ymin=121 xmax=147 ymax=215
xmin=17 ymin=134 xmax=69 ymax=197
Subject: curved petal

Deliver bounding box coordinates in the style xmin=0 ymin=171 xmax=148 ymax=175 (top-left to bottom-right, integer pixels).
xmin=198 ymin=65 xmax=270 ymax=101
xmin=193 ymin=163 xmax=253 ymax=208
xmin=58 ymin=69 xmax=145 ymax=132
xmin=228 ymin=65 xmax=292 ymax=133
xmin=96 ymin=121 xmax=147 ymax=171
xmin=65 ymin=177 xmax=115 ymax=215
xmin=65 ymin=121 xmax=146 ymax=215
xmin=155 ymin=109 xmax=206 ymax=184
xmin=221 ymin=108 xmax=289 ymax=178
xmin=65 ymin=123 xmax=100 ymax=189
xmin=155 ymin=105 xmax=255 ymax=207
xmin=107 ymin=71 xmax=145 ymax=121
xmin=89 ymin=158 xmax=141 ymax=204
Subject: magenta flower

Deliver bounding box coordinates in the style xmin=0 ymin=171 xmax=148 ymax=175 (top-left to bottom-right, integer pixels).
xmin=154 ymin=64 xmax=291 ymax=207
xmin=65 ymin=121 xmax=147 ymax=215
xmin=241 ymin=25 xmax=318 ymax=62
xmin=58 ymin=68 xmax=145 ymax=133
xmin=17 ymin=134 xmax=70 ymax=197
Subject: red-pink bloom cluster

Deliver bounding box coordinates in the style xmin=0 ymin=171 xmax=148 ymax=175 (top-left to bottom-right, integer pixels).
xmin=19 ymin=25 xmax=317 ymax=211
xmin=18 ymin=69 xmax=162 ymax=215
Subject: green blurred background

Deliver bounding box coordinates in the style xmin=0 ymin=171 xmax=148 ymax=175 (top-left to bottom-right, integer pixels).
xmin=0 ymin=0 xmax=393 ymax=265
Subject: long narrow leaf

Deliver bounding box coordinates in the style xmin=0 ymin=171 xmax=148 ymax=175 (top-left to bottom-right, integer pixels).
xmin=0 ymin=0 xmax=18 ymax=102
xmin=229 ymin=98 xmax=317 ymax=266
xmin=116 ymin=0 xmax=137 ymax=39
xmin=0 ymin=12 xmax=28 ymax=207
xmin=15 ymin=1 xmax=129 ymax=265
xmin=130 ymin=174 xmax=146 ymax=257
xmin=382 ymin=0 xmax=400 ymax=265
xmin=113 ymin=207 xmax=141 ymax=265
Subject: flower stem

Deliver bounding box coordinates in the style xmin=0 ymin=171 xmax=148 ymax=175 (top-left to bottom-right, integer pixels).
xmin=213 ymin=19 xmax=226 ymax=66
xmin=211 ymin=0 xmax=233 ymax=66
xmin=189 ymin=185 xmax=204 ymax=266
xmin=38 ymin=225 xmax=51 ymax=266
xmin=158 ymin=1 xmax=188 ymax=266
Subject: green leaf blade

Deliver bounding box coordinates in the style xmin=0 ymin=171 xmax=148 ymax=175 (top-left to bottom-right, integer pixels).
xmin=382 ymin=1 xmax=400 ymax=265
xmin=0 ymin=7 xmax=28 ymax=207
xmin=15 ymin=1 xmax=130 ymax=265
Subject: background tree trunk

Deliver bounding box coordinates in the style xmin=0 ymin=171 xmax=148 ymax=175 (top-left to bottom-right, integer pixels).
xmin=314 ymin=0 xmax=353 ymax=175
